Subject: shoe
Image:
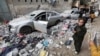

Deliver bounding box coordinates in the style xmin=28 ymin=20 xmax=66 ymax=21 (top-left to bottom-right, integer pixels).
xmin=66 ymin=46 xmax=71 ymax=49
xmin=74 ymin=51 xmax=79 ymax=55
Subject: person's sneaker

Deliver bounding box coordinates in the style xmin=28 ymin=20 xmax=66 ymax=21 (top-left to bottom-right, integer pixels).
xmin=74 ymin=51 xmax=79 ymax=55
xmin=66 ymin=46 xmax=71 ymax=49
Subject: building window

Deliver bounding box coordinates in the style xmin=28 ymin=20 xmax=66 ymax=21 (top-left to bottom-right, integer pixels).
xmin=31 ymin=0 xmax=32 ymax=2
xmin=45 ymin=0 xmax=47 ymax=2
xmin=25 ymin=0 xmax=27 ymax=2
xmin=18 ymin=0 xmax=20 ymax=2
xmin=64 ymin=0 xmax=68 ymax=2
xmin=41 ymin=0 xmax=42 ymax=2
xmin=36 ymin=0 xmax=38 ymax=2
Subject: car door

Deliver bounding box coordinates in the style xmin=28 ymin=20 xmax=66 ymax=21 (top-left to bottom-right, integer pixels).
xmin=47 ymin=12 xmax=56 ymax=26
xmin=47 ymin=12 xmax=61 ymax=27
xmin=33 ymin=12 xmax=48 ymax=33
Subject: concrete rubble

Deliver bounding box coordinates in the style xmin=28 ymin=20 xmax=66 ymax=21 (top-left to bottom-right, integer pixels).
xmin=0 ymin=19 xmax=92 ymax=56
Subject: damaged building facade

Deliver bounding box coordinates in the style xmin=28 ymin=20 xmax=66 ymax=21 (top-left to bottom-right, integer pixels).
xmin=0 ymin=0 xmax=99 ymax=20
xmin=7 ymin=0 xmax=73 ymax=18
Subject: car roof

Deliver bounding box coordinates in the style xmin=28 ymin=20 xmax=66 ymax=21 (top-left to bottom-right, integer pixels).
xmin=29 ymin=10 xmax=59 ymax=15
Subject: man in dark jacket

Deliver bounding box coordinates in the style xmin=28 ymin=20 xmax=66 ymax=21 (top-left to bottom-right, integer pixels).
xmin=73 ymin=18 xmax=87 ymax=54
xmin=90 ymin=10 xmax=95 ymax=23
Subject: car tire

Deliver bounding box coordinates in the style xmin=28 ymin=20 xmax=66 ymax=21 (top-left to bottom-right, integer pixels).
xmin=20 ymin=26 xmax=33 ymax=34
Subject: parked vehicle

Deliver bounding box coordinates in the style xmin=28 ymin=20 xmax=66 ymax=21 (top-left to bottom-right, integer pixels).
xmin=60 ymin=9 xmax=80 ymax=19
xmin=8 ymin=10 xmax=62 ymax=34
xmin=60 ymin=10 xmax=72 ymax=18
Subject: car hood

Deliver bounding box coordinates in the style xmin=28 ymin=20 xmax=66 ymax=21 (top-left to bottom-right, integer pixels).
xmin=60 ymin=10 xmax=72 ymax=17
xmin=9 ymin=16 xmax=32 ymax=27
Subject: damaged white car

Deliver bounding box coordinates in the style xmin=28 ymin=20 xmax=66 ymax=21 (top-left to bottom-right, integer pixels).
xmin=8 ymin=10 xmax=62 ymax=34
xmin=60 ymin=9 xmax=80 ymax=19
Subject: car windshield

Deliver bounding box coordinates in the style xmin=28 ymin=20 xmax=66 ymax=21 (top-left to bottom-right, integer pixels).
xmin=24 ymin=13 xmax=36 ymax=19
xmin=26 ymin=13 xmax=36 ymax=16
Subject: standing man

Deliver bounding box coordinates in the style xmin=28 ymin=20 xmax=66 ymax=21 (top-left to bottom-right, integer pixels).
xmin=83 ymin=5 xmax=89 ymax=24
xmin=79 ymin=9 xmax=84 ymax=18
xmin=51 ymin=0 xmax=56 ymax=6
xmin=73 ymin=18 xmax=87 ymax=54
xmin=90 ymin=10 xmax=95 ymax=23
xmin=90 ymin=6 xmax=95 ymax=23
xmin=83 ymin=12 xmax=89 ymax=24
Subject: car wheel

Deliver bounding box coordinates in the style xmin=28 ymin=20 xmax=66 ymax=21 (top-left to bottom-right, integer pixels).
xmin=20 ymin=26 xmax=33 ymax=34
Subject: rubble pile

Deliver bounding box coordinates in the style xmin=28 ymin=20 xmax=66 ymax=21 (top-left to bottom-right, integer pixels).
xmin=0 ymin=19 xmax=91 ymax=56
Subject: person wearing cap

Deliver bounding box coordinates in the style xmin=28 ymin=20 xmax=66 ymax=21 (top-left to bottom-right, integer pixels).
xmin=89 ymin=41 xmax=100 ymax=56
